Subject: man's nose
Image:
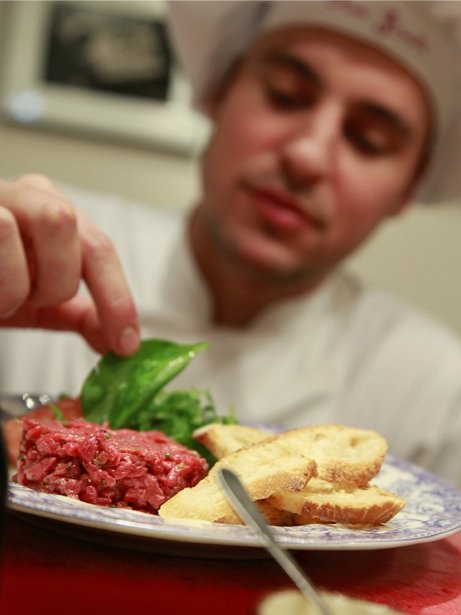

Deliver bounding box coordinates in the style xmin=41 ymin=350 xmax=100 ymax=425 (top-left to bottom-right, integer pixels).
xmin=280 ymin=105 xmax=340 ymax=191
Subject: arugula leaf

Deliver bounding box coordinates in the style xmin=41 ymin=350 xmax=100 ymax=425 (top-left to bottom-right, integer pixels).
xmin=81 ymin=339 xmax=208 ymax=428
xmin=135 ymin=389 xmax=237 ymax=464
xmin=49 ymin=403 xmax=65 ymax=421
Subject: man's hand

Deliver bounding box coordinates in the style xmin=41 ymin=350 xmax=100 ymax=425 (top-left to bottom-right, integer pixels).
xmin=0 ymin=174 xmax=140 ymax=356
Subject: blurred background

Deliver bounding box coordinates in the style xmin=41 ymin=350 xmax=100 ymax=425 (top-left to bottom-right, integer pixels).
xmin=0 ymin=0 xmax=460 ymax=337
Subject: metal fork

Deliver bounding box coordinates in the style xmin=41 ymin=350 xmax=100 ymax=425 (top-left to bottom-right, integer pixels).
xmin=0 ymin=393 xmax=51 ymax=420
xmin=218 ymin=468 xmax=335 ymax=615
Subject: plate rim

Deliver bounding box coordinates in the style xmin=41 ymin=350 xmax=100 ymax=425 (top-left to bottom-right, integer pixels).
xmin=7 ymin=455 xmax=461 ymax=552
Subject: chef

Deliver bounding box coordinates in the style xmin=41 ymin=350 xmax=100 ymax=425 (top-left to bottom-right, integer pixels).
xmin=1 ymin=1 xmax=461 ymax=486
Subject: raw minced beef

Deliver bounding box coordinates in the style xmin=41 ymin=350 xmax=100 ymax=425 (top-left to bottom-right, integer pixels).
xmin=15 ymin=417 xmax=209 ymax=513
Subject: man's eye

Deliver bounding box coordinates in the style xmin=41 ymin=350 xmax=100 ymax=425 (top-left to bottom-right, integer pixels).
xmin=346 ymin=130 xmax=386 ymax=156
xmin=266 ymin=87 xmax=301 ymax=110
xmin=345 ymin=123 xmax=396 ymax=156
xmin=264 ymin=84 xmax=316 ymax=111
xmin=344 ymin=111 xmax=407 ymax=157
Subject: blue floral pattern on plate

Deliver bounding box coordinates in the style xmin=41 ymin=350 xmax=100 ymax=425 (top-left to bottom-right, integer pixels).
xmin=7 ymin=455 xmax=461 ymax=551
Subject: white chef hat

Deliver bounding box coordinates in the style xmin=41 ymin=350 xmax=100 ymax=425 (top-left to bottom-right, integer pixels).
xmin=168 ymin=1 xmax=461 ymax=205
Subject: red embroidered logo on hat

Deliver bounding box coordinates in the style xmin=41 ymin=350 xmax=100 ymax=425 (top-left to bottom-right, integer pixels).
xmin=329 ymin=1 xmax=429 ymax=54
xmin=376 ymin=8 xmax=429 ymax=53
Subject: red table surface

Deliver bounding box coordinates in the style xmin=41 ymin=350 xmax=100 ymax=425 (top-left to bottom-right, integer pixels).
xmin=1 ymin=512 xmax=460 ymax=615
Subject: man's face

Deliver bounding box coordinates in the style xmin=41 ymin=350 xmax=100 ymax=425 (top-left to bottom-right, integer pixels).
xmin=197 ymin=27 xmax=431 ymax=286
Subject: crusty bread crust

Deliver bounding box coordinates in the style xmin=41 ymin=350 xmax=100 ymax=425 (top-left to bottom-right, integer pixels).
xmin=161 ymin=422 xmax=403 ymax=526
xmin=193 ymin=423 xmax=271 ymax=460
xmin=267 ymin=478 xmax=406 ymax=525
xmin=195 ymin=423 xmax=388 ymax=486
xmin=159 ymin=435 xmax=317 ymax=523
xmin=263 ymin=424 xmax=387 ymax=487
xmin=255 ymin=499 xmax=296 ymax=526
xmin=192 ymin=425 xmax=405 ymax=526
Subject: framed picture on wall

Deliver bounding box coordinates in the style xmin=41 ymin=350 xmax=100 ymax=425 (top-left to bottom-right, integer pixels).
xmin=0 ymin=0 xmax=209 ymax=154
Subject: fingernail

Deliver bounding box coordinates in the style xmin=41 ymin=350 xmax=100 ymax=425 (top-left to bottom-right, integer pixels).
xmin=118 ymin=326 xmax=140 ymax=355
xmin=0 ymin=307 xmax=18 ymax=319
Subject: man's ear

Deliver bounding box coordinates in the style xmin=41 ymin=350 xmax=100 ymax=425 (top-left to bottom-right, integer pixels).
xmin=391 ymin=136 xmax=435 ymax=216
xmin=389 ymin=149 xmax=434 ymax=217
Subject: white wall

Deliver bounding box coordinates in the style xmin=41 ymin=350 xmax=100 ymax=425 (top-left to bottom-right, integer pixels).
xmin=0 ymin=120 xmax=202 ymax=211
xmin=0 ymin=0 xmax=202 ymax=212
xmin=0 ymin=2 xmax=460 ymax=339
xmin=347 ymin=203 xmax=461 ymax=337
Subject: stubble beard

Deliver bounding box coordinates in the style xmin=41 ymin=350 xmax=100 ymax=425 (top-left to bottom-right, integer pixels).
xmin=196 ymin=201 xmax=330 ymax=291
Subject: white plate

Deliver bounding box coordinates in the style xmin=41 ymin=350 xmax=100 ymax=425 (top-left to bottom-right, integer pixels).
xmin=7 ymin=455 xmax=461 ymax=557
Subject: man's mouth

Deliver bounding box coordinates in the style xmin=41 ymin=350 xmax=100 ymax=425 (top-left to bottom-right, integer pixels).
xmin=246 ymin=184 xmax=327 ymax=232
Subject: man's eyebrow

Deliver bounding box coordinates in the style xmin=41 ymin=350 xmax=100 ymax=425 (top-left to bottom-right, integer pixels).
xmin=259 ymin=50 xmax=322 ymax=86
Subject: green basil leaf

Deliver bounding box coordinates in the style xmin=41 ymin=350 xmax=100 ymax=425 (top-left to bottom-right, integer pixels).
xmin=135 ymin=389 xmax=237 ymax=465
xmin=81 ymin=339 xmax=208 ymax=428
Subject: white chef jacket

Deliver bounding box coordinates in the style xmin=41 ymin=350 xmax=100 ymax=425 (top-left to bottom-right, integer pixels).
xmin=1 ymin=184 xmax=460 ymax=487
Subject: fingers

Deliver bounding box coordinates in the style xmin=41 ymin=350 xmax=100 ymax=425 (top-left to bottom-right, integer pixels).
xmin=0 ymin=174 xmax=81 ymax=308
xmin=2 ymin=296 xmax=111 ymax=355
xmin=38 ymin=296 xmax=113 ymax=355
xmin=0 ymin=174 xmax=140 ymax=356
xmin=79 ymin=211 xmax=140 ymax=355
xmin=26 ymin=194 xmax=81 ymax=305
xmin=3 ymin=273 xmax=139 ymax=357
xmin=0 ymin=206 xmax=29 ymax=316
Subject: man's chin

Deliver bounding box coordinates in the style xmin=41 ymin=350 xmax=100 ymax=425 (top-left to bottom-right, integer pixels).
xmin=232 ymin=242 xmax=325 ymax=288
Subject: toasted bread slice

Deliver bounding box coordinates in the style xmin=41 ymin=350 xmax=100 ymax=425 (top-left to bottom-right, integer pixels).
xmin=189 ymin=423 xmax=401 ymax=526
xmin=159 ymin=433 xmax=317 ymax=523
xmin=268 ymin=478 xmax=406 ymax=525
xmin=160 ymin=424 xmax=389 ymax=523
xmin=284 ymin=424 xmax=387 ymax=486
xmin=196 ymin=423 xmax=387 ymax=487
xmin=193 ymin=423 xmax=272 ymax=459
xmin=255 ymin=499 xmax=296 ymax=526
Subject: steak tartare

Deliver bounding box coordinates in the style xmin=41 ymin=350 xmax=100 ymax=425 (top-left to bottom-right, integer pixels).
xmin=15 ymin=417 xmax=208 ymax=513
